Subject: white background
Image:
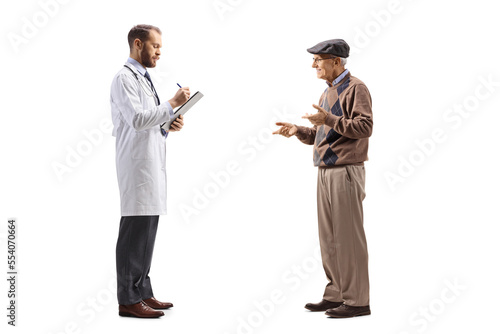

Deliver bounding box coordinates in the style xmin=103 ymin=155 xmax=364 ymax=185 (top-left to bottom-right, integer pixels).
xmin=1 ymin=0 xmax=499 ymax=333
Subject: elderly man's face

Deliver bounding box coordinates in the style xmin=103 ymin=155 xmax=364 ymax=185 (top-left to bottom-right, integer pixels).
xmin=312 ymin=55 xmax=338 ymax=82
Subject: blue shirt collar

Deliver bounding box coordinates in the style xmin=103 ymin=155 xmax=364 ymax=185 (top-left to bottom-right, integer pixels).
xmin=327 ymin=69 xmax=349 ymax=87
xmin=127 ymin=57 xmax=147 ymax=76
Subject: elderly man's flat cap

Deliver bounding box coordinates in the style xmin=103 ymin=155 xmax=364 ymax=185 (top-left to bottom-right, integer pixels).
xmin=307 ymin=39 xmax=350 ymax=58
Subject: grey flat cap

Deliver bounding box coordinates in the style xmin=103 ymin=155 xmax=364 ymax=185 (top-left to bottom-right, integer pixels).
xmin=307 ymin=39 xmax=350 ymax=58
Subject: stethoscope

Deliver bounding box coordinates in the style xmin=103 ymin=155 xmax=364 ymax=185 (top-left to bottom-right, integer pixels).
xmin=123 ymin=64 xmax=156 ymax=99
xmin=124 ymin=64 xmax=166 ymax=136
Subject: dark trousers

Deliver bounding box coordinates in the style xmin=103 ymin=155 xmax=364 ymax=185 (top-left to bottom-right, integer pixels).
xmin=116 ymin=215 xmax=159 ymax=305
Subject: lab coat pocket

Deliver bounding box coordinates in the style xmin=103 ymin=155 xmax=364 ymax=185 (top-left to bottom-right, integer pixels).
xmin=132 ymin=131 xmax=153 ymax=160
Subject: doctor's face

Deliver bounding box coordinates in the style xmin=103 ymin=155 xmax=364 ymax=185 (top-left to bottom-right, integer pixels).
xmin=140 ymin=30 xmax=162 ymax=68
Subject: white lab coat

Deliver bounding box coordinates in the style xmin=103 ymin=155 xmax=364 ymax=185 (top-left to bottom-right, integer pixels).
xmin=110 ymin=61 xmax=173 ymax=216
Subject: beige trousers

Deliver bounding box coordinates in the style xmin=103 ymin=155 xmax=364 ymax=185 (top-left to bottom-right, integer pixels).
xmin=317 ymin=165 xmax=370 ymax=306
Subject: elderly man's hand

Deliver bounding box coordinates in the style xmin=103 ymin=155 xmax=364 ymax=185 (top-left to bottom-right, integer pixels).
xmin=169 ymin=114 xmax=184 ymax=132
xmin=302 ymin=104 xmax=329 ymax=126
xmin=273 ymin=122 xmax=298 ymax=138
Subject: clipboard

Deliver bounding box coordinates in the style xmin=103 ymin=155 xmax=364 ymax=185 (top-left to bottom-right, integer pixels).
xmin=161 ymin=91 xmax=204 ymax=130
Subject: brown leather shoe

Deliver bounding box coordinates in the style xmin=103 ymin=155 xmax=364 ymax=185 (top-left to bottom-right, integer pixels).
xmin=325 ymin=304 xmax=371 ymax=318
xmin=119 ymin=301 xmax=165 ymax=318
xmin=143 ymin=297 xmax=173 ymax=309
xmin=305 ymin=299 xmax=343 ymax=312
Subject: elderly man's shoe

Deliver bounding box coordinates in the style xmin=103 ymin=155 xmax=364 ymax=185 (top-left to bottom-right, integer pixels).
xmin=305 ymin=299 xmax=343 ymax=312
xmin=325 ymin=304 xmax=371 ymax=318
xmin=143 ymin=297 xmax=173 ymax=309
xmin=119 ymin=301 xmax=164 ymax=318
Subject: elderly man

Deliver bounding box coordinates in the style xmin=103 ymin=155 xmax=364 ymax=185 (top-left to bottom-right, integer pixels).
xmin=273 ymin=39 xmax=373 ymax=318
xmin=110 ymin=24 xmax=190 ymax=318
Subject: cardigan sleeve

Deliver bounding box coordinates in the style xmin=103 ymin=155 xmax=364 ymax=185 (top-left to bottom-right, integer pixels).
xmin=295 ymin=125 xmax=317 ymax=145
xmin=324 ymin=84 xmax=373 ymax=139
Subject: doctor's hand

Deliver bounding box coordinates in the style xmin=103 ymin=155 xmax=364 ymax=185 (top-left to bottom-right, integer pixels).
xmin=273 ymin=122 xmax=297 ymax=138
xmin=168 ymin=115 xmax=184 ymax=132
xmin=302 ymin=104 xmax=328 ymax=126
xmin=169 ymin=87 xmax=190 ymax=109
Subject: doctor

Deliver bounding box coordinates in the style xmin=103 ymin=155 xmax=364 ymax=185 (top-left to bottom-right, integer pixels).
xmin=110 ymin=24 xmax=190 ymax=318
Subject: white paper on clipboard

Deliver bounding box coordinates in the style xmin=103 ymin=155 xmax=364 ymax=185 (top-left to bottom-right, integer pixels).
xmin=161 ymin=91 xmax=204 ymax=130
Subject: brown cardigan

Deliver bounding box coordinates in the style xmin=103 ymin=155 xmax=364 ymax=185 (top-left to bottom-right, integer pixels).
xmin=295 ymin=72 xmax=373 ymax=167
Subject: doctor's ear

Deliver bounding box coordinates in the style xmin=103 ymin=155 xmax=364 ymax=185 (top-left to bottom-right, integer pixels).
xmin=134 ymin=38 xmax=143 ymax=50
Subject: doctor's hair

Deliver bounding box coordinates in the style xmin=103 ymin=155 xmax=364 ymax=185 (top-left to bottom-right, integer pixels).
xmin=128 ymin=24 xmax=162 ymax=51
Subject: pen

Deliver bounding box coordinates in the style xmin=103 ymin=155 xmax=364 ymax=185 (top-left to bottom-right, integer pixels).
xmin=177 ymin=83 xmax=182 ymax=88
